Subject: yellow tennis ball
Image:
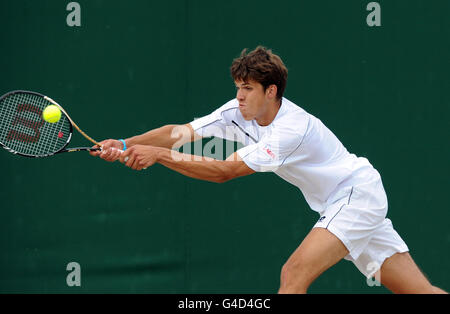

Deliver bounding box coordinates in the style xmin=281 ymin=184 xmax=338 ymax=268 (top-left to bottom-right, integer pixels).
xmin=42 ymin=105 xmax=62 ymax=123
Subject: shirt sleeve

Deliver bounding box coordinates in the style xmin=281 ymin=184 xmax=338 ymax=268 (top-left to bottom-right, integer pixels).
xmin=189 ymin=100 xmax=239 ymax=142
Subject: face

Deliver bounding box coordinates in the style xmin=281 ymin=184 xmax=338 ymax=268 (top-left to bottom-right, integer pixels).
xmin=235 ymin=80 xmax=271 ymax=121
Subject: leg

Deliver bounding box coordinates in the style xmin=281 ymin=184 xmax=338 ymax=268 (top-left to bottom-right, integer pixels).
xmin=378 ymin=252 xmax=447 ymax=294
xmin=278 ymin=228 xmax=349 ymax=294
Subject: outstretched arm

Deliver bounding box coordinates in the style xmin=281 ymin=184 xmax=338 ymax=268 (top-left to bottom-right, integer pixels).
xmin=119 ymin=147 xmax=255 ymax=183
xmin=91 ymin=124 xmax=200 ymax=161
xmin=125 ymin=124 xmax=199 ymax=149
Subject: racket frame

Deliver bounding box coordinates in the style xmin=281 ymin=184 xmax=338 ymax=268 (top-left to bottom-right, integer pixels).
xmin=0 ymin=90 xmax=101 ymax=158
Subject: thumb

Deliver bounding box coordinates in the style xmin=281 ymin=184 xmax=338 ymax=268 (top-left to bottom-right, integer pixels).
xmin=89 ymin=143 xmax=103 ymax=156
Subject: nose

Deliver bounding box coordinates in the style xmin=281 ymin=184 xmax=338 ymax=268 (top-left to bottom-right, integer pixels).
xmin=236 ymin=89 xmax=245 ymax=101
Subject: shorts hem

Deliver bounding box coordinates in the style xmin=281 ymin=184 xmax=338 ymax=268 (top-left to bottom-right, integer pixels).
xmin=313 ymin=225 xmax=355 ymax=258
xmin=368 ymin=246 xmax=410 ymax=277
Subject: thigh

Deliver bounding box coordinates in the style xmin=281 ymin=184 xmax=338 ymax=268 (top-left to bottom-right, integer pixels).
xmin=279 ymin=228 xmax=349 ymax=293
xmin=379 ymin=252 xmax=435 ymax=294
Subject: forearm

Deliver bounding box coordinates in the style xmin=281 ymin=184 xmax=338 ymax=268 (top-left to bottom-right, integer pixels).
xmin=156 ymin=147 xmax=231 ymax=183
xmin=117 ymin=145 xmax=254 ymax=180
xmin=125 ymin=124 xmax=198 ymax=150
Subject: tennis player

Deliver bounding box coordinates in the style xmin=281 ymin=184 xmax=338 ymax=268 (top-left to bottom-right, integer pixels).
xmin=91 ymin=47 xmax=446 ymax=294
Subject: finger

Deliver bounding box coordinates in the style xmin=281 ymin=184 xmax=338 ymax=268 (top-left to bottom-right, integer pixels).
xmin=131 ymin=157 xmax=141 ymax=170
xmin=100 ymin=139 xmax=120 ymax=152
xmin=101 ymin=147 xmax=119 ymax=162
xmin=102 ymin=147 xmax=120 ymax=162
xmin=135 ymin=159 xmax=148 ymax=171
xmin=119 ymin=149 xmax=131 ymax=164
xmin=140 ymin=158 xmax=150 ymax=170
xmin=92 ymin=140 xmax=109 ymax=156
xmin=111 ymin=148 xmax=123 ymax=161
xmin=89 ymin=145 xmax=102 ymax=156
xmin=99 ymin=147 xmax=111 ymax=160
xmin=125 ymin=155 xmax=136 ymax=168
xmin=101 ymin=141 xmax=114 ymax=151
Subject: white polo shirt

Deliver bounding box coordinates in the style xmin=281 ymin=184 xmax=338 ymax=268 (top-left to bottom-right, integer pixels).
xmin=190 ymin=98 xmax=373 ymax=213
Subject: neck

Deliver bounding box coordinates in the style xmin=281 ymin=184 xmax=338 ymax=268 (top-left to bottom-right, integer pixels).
xmin=256 ymin=98 xmax=282 ymax=126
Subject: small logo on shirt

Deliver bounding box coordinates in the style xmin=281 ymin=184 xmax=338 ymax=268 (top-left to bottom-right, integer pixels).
xmin=318 ymin=216 xmax=326 ymax=222
xmin=263 ymin=146 xmax=276 ymax=159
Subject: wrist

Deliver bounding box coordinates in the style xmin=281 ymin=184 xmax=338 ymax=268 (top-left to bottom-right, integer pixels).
xmin=118 ymin=139 xmax=127 ymax=150
xmin=155 ymin=146 xmax=166 ymax=163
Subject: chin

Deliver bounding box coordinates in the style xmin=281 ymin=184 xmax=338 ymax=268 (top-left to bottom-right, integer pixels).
xmin=239 ymin=110 xmax=253 ymax=121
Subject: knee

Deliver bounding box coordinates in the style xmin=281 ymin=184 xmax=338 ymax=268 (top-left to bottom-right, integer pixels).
xmin=279 ymin=263 xmax=292 ymax=288
xmin=278 ymin=262 xmax=309 ymax=294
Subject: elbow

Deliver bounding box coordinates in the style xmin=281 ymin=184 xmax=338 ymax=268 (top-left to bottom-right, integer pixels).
xmin=214 ymin=172 xmax=234 ymax=184
xmin=214 ymin=175 xmax=229 ymax=184
xmin=211 ymin=162 xmax=239 ymax=183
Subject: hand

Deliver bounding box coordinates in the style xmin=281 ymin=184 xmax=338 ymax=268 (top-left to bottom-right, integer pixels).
xmin=90 ymin=139 xmax=124 ymax=162
xmin=119 ymin=145 xmax=160 ymax=171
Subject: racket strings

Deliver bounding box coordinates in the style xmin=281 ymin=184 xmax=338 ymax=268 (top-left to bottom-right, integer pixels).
xmin=0 ymin=92 xmax=71 ymax=156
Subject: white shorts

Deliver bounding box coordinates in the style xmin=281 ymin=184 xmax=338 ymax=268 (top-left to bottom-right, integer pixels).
xmin=313 ymin=168 xmax=409 ymax=278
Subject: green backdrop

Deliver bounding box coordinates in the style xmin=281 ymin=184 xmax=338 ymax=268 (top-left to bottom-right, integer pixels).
xmin=0 ymin=0 xmax=448 ymax=293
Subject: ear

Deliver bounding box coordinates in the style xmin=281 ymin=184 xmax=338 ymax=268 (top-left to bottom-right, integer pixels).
xmin=266 ymin=84 xmax=278 ymax=99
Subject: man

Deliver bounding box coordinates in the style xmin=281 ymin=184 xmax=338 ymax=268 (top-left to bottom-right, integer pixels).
xmin=91 ymin=46 xmax=446 ymax=294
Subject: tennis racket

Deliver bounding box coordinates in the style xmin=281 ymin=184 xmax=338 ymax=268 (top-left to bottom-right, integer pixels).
xmin=0 ymin=90 xmax=105 ymax=158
